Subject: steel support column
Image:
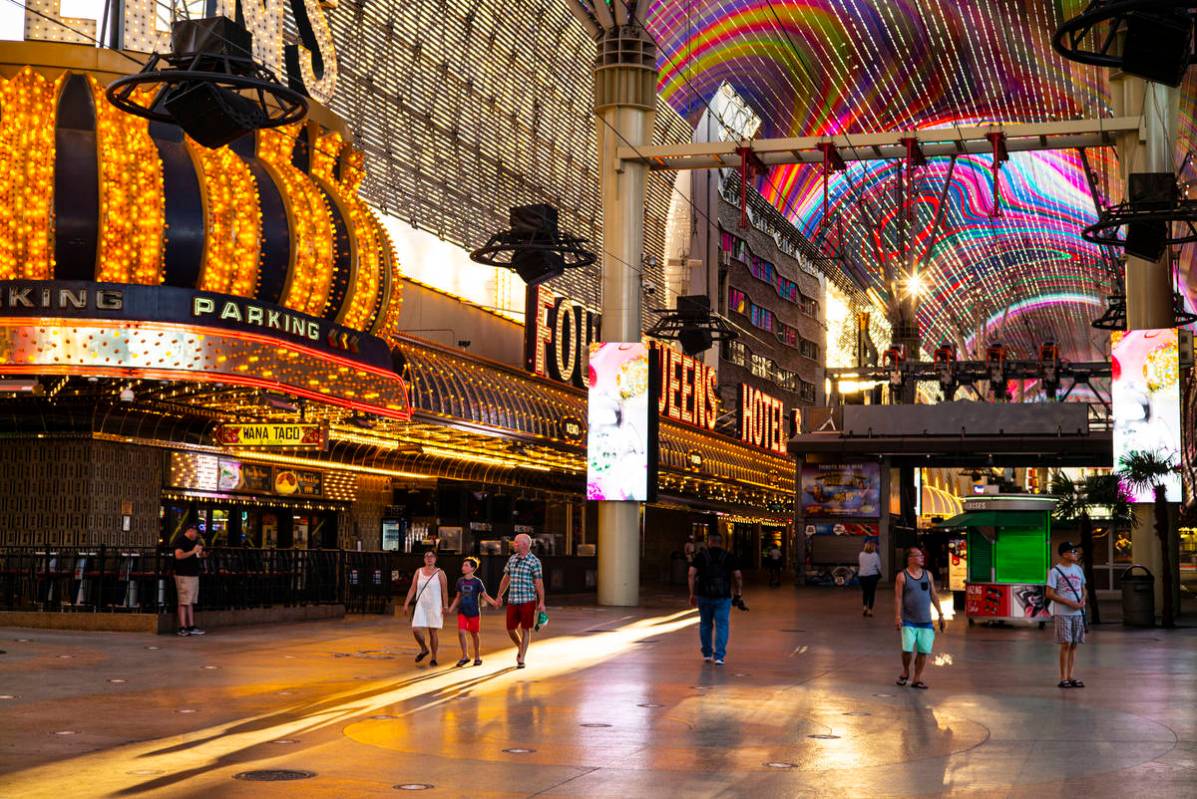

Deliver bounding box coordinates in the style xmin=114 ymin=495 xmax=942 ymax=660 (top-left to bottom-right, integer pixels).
xmin=592 ymin=20 xmax=657 ymax=607
xmin=1112 ymin=73 xmax=1178 ymax=616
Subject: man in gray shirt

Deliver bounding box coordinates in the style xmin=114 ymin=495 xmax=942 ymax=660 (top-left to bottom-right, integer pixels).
xmin=1045 ymin=541 xmax=1087 ymax=688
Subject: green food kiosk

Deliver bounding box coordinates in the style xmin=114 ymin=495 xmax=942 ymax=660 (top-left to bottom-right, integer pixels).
xmin=936 ymin=495 xmax=1055 ymax=626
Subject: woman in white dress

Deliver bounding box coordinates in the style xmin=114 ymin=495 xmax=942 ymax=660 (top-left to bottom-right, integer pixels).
xmin=402 ymin=549 xmax=449 ymax=666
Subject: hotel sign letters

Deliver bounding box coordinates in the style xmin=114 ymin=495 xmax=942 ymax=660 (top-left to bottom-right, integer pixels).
xmin=654 ymin=343 xmax=719 ymax=431
xmin=739 ymin=384 xmax=787 ymax=455
xmin=524 ymin=285 xmax=601 ymax=388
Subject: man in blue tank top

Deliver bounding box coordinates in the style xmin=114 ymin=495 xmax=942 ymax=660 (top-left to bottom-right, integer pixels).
xmin=894 ymin=546 xmax=946 ymax=689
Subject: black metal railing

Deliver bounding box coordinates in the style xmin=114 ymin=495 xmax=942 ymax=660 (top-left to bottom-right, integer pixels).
xmin=0 ymin=547 xmax=402 ymax=615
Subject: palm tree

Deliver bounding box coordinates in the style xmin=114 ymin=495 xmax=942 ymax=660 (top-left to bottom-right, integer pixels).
xmin=1050 ymin=471 xmax=1132 ymax=625
xmin=1118 ymin=449 xmax=1180 ymax=629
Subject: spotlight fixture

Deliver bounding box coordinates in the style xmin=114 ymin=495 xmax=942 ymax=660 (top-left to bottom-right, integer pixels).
xmin=119 ymin=387 xmax=135 ymax=403
xmin=469 ymin=204 xmax=596 ymax=286
xmin=1082 ymin=173 xmax=1197 ymax=259
xmin=106 ymin=17 xmax=307 ymax=149
xmin=1054 ymin=2 xmax=1197 ymax=87
xmin=646 ymin=295 xmax=737 ymax=356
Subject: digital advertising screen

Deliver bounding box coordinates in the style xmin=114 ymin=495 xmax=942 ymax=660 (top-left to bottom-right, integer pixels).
xmin=587 ymin=342 xmax=655 ymax=501
xmin=1112 ymin=328 xmax=1182 ymax=503
xmin=801 ymin=463 xmax=882 ymax=517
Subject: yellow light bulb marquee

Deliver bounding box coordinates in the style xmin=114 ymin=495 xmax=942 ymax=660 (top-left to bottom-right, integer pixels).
xmin=186 ymin=136 xmax=263 ymax=297
xmin=90 ymin=77 xmax=165 ymax=285
xmin=0 ymin=68 xmax=60 ymax=281
xmin=258 ymin=124 xmax=336 ymax=318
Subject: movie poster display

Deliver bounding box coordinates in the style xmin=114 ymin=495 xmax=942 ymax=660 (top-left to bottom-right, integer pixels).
xmin=1112 ymin=328 xmax=1182 ymax=502
xmin=587 ymin=342 xmax=653 ymax=501
xmin=800 ymin=463 xmax=881 ymax=517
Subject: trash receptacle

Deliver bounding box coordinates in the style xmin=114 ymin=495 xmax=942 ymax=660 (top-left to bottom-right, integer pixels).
xmin=1121 ymin=564 xmax=1155 ymax=627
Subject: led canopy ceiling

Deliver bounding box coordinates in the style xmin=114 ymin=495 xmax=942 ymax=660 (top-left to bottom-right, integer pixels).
xmin=640 ymin=0 xmax=1187 ymax=362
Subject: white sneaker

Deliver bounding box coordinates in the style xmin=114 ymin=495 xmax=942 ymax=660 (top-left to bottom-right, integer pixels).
xmin=714 ymin=658 xmax=724 ymax=665
xmin=703 ymin=656 xmax=713 ymax=662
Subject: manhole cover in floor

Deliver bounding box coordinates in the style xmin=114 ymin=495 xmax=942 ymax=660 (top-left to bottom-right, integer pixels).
xmin=503 ymin=748 xmax=535 ymax=754
xmin=580 ymin=723 xmax=611 ymax=728
xmin=764 ymin=762 xmax=797 ymax=769
xmin=234 ymin=770 xmax=315 ymax=782
xmin=636 ymin=703 xmax=664 ymax=708
xmin=807 ymin=734 xmax=841 ymax=740
xmin=394 ymin=785 xmax=433 ymax=791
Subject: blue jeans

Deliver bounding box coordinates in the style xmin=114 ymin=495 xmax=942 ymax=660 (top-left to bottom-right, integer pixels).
xmin=697 ymin=596 xmax=732 ymax=660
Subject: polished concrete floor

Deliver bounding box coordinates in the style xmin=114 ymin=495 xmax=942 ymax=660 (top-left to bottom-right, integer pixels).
xmin=1 ymin=586 xmax=1195 ymax=798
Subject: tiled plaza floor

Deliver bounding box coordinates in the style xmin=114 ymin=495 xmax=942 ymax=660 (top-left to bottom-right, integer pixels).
xmin=1 ymin=585 xmax=1194 ymax=798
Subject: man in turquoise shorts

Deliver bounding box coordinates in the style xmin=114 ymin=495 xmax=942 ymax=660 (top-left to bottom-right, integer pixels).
xmin=894 ymin=546 xmax=946 ymax=689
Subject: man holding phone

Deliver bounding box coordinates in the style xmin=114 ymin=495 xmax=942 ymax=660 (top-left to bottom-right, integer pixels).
xmin=173 ymin=526 xmax=207 ymax=637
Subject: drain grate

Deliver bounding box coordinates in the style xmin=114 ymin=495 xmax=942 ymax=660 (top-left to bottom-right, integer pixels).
xmin=503 ymin=747 xmax=535 ymax=754
xmin=807 ymin=734 xmax=841 ymax=740
xmin=394 ymin=785 xmax=433 ymax=791
xmin=636 ymin=703 xmax=664 ymax=708
xmin=579 ymin=723 xmax=611 ymax=728
xmin=234 ymin=770 xmax=315 ymax=782
xmin=764 ymin=761 xmax=797 ymax=769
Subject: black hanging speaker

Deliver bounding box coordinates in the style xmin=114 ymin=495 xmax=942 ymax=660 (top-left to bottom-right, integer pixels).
xmin=1125 ymin=172 xmax=1177 ymax=260
xmin=469 ymin=203 xmax=596 ymax=284
xmin=106 ymin=16 xmax=307 ymax=149
xmin=676 ymin=295 xmax=715 ymax=356
xmin=1123 ymin=10 xmax=1194 ymax=88
xmin=509 ymin=204 xmax=566 ymax=286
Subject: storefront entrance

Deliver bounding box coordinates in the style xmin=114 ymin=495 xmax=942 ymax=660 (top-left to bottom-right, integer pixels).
xmin=161 ymin=502 xmax=340 ymax=549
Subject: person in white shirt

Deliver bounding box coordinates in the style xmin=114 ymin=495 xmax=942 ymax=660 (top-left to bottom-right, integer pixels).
xmin=858 ymin=540 xmax=882 ymax=617
xmin=1045 ymin=541 xmax=1087 ymax=688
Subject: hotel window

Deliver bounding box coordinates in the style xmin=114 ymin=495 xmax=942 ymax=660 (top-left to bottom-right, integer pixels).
xmin=799 ymin=338 xmax=819 ymax=360
xmin=799 ymin=379 xmax=817 ymax=404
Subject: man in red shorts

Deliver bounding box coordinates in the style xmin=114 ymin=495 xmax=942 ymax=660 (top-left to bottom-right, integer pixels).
xmin=497 ymin=533 xmax=545 ymax=668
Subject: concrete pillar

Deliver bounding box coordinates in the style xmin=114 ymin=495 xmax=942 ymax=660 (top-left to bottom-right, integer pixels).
xmin=592 ymin=22 xmax=657 ymax=607
xmin=1111 ymin=73 xmax=1179 ymax=614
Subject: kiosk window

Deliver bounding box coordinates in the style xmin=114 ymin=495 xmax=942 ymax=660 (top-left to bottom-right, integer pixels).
xmin=967 ymin=531 xmax=993 ymax=583
xmin=994 ymin=527 xmax=1047 ymax=584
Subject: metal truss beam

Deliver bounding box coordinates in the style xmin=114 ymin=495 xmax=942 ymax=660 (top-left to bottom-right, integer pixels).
xmin=618 ymin=116 xmax=1143 ymax=170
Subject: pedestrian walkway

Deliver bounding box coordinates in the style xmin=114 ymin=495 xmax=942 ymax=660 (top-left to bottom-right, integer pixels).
xmin=1 ymin=586 xmax=1194 ymax=797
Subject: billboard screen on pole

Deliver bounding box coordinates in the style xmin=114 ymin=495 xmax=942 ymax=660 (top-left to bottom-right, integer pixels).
xmin=1112 ymin=328 xmax=1182 ymax=503
xmin=587 ymin=342 xmax=654 ymax=501
xmin=800 ymin=463 xmax=882 ymax=517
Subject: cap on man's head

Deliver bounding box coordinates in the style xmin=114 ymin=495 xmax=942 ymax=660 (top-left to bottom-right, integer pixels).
xmin=1058 ymin=541 xmax=1079 ymax=555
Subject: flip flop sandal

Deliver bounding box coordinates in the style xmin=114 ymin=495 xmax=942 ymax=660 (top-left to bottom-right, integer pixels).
xmin=1057 ymin=680 xmax=1072 ymax=688
xmin=473 ymin=658 xmax=483 ymax=666
xmin=1068 ymin=679 xmax=1085 ymax=688
xmin=896 ymin=675 xmax=909 ymax=686
xmin=516 ymin=661 xmax=526 ymax=669
xmin=911 ymin=681 xmax=929 ymax=690
xmin=415 ymin=650 xmax=429 ymax=663
xmin=455 ymin=658 xmax=469 ymax=668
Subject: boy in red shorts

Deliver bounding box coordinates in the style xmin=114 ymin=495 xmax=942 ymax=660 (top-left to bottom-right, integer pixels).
xmin=447 ymin=557 xmax=499 ymax=667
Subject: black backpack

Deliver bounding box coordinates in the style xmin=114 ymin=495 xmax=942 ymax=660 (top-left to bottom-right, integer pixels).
xmin=699 ymin=549 xmax=731 ymax=597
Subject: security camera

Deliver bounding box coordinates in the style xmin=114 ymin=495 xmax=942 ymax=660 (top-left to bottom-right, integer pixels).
xmin=642 ymin=282 xmax=657 ymax=295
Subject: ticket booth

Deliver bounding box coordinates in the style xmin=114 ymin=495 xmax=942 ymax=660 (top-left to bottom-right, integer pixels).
xmin=936 ymin=495 xmax=1055 ymax=627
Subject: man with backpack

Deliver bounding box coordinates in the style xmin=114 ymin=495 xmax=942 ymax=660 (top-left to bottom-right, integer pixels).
xmin=688 ymin=531 xmax=743 ymax=665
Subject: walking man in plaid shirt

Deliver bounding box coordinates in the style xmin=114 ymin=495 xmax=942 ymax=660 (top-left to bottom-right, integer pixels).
xmin=498 ymin=533 xmax=546 ymax=669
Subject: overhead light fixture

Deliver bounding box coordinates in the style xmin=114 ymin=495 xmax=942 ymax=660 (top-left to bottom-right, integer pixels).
xmin=1054 ymin=2 xmax=1197 ymax=87
xmin=646 ymin=295 xmax=737 ymax=356
xmin=469 ymin=204 xmax=596 ymax=286
xmin=261 ymin=393 xmax=298 ymax=412
xmin=119 ymin=387 xmax=135 ymax=403
xmin=106 ymin=17 xmax=307 ymax=148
